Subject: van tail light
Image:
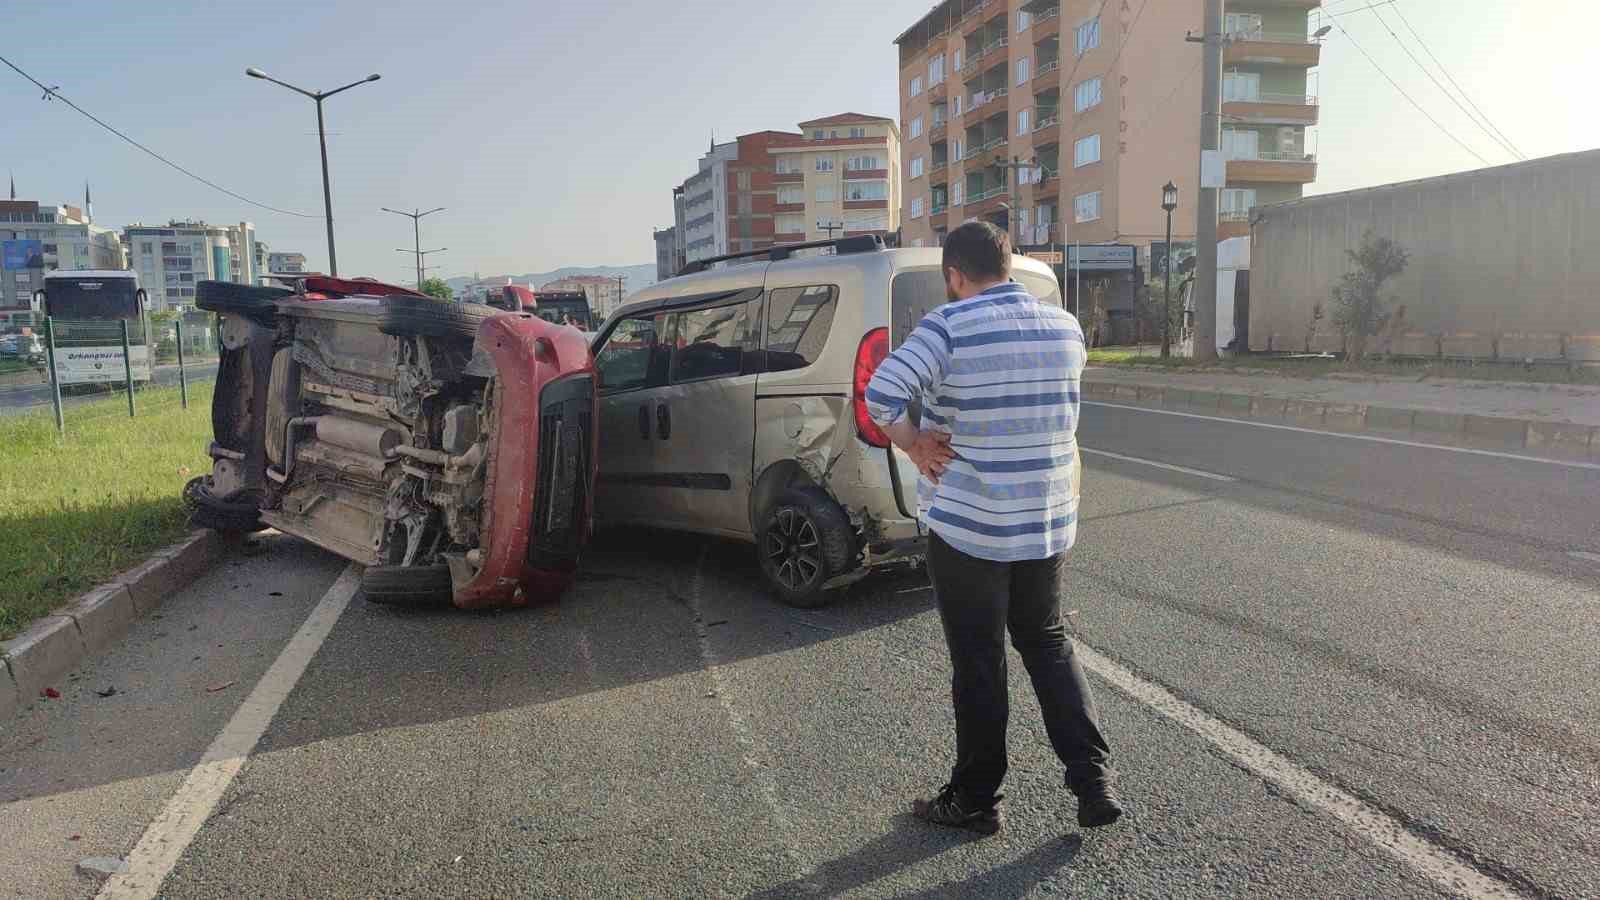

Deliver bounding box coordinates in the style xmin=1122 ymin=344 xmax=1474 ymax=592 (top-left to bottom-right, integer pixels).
xmin=853 ymin=327 xmax=891 ymax=448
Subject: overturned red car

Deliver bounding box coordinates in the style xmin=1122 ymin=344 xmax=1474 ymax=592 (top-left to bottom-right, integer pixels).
xmin=185 ymin=276 xmax=597 ymax=608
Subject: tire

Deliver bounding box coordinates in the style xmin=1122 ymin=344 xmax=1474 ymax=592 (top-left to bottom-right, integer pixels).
xmin=378 ymin=296 xmax=499 ymax=341
xmin=756 ymin=486 xmax=858 ymax=609
xmin=196 ymin=281 xmax=291 ymax=323
xmin=183 ymin=475 xmax=265 ymax=534
xmin=361 ymin=564 xmax=454 ymax=607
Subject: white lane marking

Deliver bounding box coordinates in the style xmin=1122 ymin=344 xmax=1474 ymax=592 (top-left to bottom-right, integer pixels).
xmin=98 ymin=563 xmax=362 ymax=900
xmin=1084 ymin=400 xmax=1600 ymax=472
xmin=1568 ymin=551 xmax=1600 ymax=565
xmin=1075 ymin=643 xmax=1529 ymax=900
xmin=1080 ymin=446 xmax=1238 ymax=482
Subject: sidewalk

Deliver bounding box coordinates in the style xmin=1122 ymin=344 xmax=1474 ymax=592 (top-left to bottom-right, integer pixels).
xmin=1082 ymin=365 xmax=1600 ymax=460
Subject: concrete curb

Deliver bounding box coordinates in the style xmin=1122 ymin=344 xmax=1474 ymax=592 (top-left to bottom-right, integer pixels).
xmin=1082 ymin=380 xmax=1600 ymax=462
xmin=0 ymin=530 xmax=228 ymax=722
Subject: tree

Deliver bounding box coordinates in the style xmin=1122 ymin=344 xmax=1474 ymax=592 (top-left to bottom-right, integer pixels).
xmin=1330 ymin=230 xmax=1409 ymax=359
xmin=419 ymin=277 xmax=452 ymax=301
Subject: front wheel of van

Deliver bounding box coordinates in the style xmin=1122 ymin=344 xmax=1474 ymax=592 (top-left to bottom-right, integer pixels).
xmin=757 ymin=487 xmax=857 ymax=609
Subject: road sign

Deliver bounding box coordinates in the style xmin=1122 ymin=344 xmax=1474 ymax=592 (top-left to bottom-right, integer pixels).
xmin=1067 ymin=244 xmax=1136 ymax=271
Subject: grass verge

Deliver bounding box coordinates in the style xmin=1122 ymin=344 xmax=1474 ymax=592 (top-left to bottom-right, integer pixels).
xmin=1086 ymin=347 xmax=1600 ymax=386
xmin=0 ymin=383 xmax=214 ymax=640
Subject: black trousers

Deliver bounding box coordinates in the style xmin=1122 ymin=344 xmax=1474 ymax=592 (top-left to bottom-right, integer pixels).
xmin=927 ymin=531 xmax=1113 ymax=807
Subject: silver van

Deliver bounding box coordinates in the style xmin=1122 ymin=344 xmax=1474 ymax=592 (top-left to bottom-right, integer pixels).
xmin=589 ymin=236 xmax=1063 ymax=607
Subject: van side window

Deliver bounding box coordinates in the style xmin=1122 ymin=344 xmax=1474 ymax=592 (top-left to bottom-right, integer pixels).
xmin=668 ymin=301 xmax=758 ymax=383
xmin=765 ymin=285 xmax=838 ymax=373
xmin=596 ymin=315 xmax=665 ymax=393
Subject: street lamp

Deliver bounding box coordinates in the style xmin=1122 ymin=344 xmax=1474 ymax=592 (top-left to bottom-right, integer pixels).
xmin=382 ymin=206 xmax=446 ymax=288
xmin=246 ymin=67 xmax=381 ymax=277
xmin=1160 ymin=181 xmax=1179 ymax=359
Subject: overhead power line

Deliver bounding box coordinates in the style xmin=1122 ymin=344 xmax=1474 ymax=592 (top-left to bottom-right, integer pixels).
xmin=1322 ymin=13 xmax=1494 ymax=168
xmin=1388 ymin=4 xmax=1526 ymax=160
xmin=0 ymin=53 xmax=321 ymax=218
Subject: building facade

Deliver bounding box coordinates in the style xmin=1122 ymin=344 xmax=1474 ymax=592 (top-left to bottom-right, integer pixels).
xmin=665 ymin=116 xmax=903 ymax=269
xmin=0 ymin=200 xmax=125 ymax=312
xmin=895 ymin=0 xmax=1322 ymax=255
xmin=267 ymin=251 xmax=308 ymax=275
xmin=123 ymin=221 xmax=262 ymax=311
xmin=654 ymin=226 xmax=681 ymax=281
xmin=540 ymin=275 xmax=627 ymax=320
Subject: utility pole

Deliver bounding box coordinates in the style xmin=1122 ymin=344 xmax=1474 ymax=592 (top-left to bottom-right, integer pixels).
xmin=817 ymin=220 xmax=844 ymax=239
xmin=1188 ymin=0 xmax=1224 ymax=361
xmin=993 ymin=155 xmax=1039 ymax=248
xmin=382 ymin=206 xmax=445 ymax=288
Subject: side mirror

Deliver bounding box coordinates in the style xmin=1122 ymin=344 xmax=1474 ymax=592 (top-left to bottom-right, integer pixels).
xmin=135 ymin=288 xmax=148 ymax=311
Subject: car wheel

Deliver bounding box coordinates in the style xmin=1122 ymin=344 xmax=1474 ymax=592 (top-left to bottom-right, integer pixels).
xmin=183 ymin=475 xmax=265 ymax=534
xmin=196 ymin=280 xmax=291 ymax=324
xmin=361 ymin=564 xmax=454 ymax=606
xmin=378 ymin=296 xmax=500 ymax=341
xmin=756 ymin=486 xmax=858 ymax=609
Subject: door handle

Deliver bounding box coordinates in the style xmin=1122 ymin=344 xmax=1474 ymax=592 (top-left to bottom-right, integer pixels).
xmin=656 ymin=402 xmax=671 ymax=440
xmin=637 ymin=403 xmax=651 ymax=440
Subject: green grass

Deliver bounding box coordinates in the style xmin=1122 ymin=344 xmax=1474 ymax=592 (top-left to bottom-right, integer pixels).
xmin=0 ymin=383 xmax=215 ymax=640
xmin=1086 ymin=347 xmax=1600 ymax=386
xmin=0 ymin=359 xmax=40 ymax=376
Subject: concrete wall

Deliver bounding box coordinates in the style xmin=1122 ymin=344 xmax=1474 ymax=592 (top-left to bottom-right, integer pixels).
xmin=1249 ymin=149 xmax=1600 ymax=361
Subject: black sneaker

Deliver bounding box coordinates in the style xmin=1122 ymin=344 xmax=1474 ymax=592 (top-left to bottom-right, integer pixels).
xmin=912 ymin=784 xmax=1003 ymax=836
xmin=1075 ymin=785 xmax=1124 ymax=828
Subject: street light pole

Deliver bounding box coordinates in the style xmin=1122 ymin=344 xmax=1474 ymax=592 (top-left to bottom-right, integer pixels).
xmin=246 ymin=67 xmax=381 ymax=277
xmin=1161 ymin=181 xmax=1179 ymax=359
xmin=382 ymin=206 xmax=446 ymax=289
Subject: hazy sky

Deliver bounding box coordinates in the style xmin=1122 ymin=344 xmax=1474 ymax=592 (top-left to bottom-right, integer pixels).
xmin=2 ymin=0 xmax=1592 ymax=280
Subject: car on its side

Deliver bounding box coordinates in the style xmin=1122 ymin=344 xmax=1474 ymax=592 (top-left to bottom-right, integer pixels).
xmin=185 ymin=276 xmax=598 ymax=608
xmin=587 ymin=236 xmax=1064 ymax=607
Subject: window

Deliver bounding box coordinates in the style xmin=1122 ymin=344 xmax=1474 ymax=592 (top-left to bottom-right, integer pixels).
xmin=1074 ymin=77 xmax=1103 ymax=112
xmin=1075 ymin=16 xmax=1100 ymax=56
xmin=847 ymin=181 xmax=888 ymax=201
xmin=778 ymin=186 xmax=804 ymax=204
xmin=767 ymin=285 xmax=838 ymax=372
xmin=932 ymin=105 xmax=946 ymax=128
xmin=1018 ymin=108 xmax=1031 ymax=136
xmin=845 ymin=210 xmax=888 ymax=231
xmin=813 ymin=129 xmax=825 ymax=140
xmin=951 ymin=181 xmax=964 ymax=205
xmin=846 ymin=155 xmax=883 ymax=171
xmin=910 ymin=75 xmax=924 ymax=97
xmin=140 ymin=242 xmax=153 ymax=254
xmin=951 ymin=137 xmax=963 ymax=160
xmin=954 ymin=47 xmax=964 ymax=72
xmin=1221 ymin=188 xmax=1258 ymax=214
xmin=41 ymin=244 xmax=57 ymax=255
xmin=777 ymin=215 xmax=806 ymax=233
xmin=166 ymin=271 xmax=180 ymax=285
xmin=911 ymin=156 xmax=925 ymax=179
xmin=1222 ymin=127 xmax=1260 ymax=160
xmin=13 ymin=272 xmax=29 ymax=285
xmin=929 ymin=53 xmax=946 ymax=85
xmin=1074 ymin=133 xmax=1101 ymax=166
xmin=911 ymin=116 xmax=924 ymax=139
xmin=1223 ymin=71 xmax=1261 ymax=102
xmin=849 ymin=126 xmax=867 ymax=138
xmin=776 ymin=155 xmax=800 ymax=174
xmin=816 ymin=184 xmax=838 ymax=202
xmin=815 ymin=155 xmax=835 ymax=172
xmin=596 ymin=315 xmax=665 ymax=393
xmin=1074 ymin=190 xmax=1102 ymax=222
xmin=669 ymin=302 xmax=757 ymax=384
xmin=180 ymin=273 xmax=194 ymax=283
xmin=911 ymin=197 xmax=925 ymax=218
xmin=1016 ymin=56 xmax=1030 ymax=86
xmin=831 ymin=130 xmax=841 ymax=138
xmin=951 ymin=93 xmax=963 ymax=116
xmin=1019 ymin=9 xmax=1032 ymax=31
xmin=166 ymin=288 xmax=180 ymax=298
xmin=1224 ymin=12 xmax=1263 ymax=39
xmin=161 ymin=241 xmax=179 ymax=254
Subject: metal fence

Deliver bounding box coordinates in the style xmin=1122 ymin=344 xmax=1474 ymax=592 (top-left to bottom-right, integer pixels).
xmin=16 ymin=314 xmax=223 ymax=432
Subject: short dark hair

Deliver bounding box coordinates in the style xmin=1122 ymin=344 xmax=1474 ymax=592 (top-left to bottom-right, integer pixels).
xmin=942 ymin=221 xmax=1011 ymax=283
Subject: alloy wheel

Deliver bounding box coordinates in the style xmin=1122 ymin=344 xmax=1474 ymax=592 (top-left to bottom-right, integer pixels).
xmin=765 ymin=507 xmax=822 ymax=591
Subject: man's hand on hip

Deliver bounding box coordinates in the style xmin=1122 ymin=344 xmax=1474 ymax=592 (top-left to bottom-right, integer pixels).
xmin=907 ymin=430 xmax=955 ymax=483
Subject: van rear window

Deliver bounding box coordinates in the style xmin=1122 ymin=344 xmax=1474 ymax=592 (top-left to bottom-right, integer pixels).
xmin=891 ymin=269 xmax=1065 ymax=346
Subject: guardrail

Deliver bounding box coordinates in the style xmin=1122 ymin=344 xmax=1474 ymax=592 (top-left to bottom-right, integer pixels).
xmin=1228 ymin=30 xmax=1318 ymax=43
xmin=1229 ymin=92 xmax=1318 ymax=105
xmin=1036 ymin=59 xmax=1060 ymax=79
xmin=970 ymin=185 xmax=1008 ymax=203
xmin=1034 ymin=6 xmax=1061 ymax=23
xmin=1034 ymin=112 xmax=1060 ymax=131
xmin=1220 ymin=209 xmax=1251 ymax=221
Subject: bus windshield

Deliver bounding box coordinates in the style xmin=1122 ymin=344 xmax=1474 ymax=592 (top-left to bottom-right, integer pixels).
xmin=532 ymin=298 xmax=593 ymax=331
xmin=44 ymin=277 xmax=141 ymax=321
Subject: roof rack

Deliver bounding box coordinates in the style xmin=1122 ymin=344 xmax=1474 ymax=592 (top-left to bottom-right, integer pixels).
xmin=677 ymin=234 xmax=884 ymax=276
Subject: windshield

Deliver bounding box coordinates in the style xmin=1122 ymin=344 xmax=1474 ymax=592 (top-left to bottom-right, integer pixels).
xmin=43 ymin=278 xmax=141 ymax=321
xmin=533 ymin=299 xmax=593 ymax=331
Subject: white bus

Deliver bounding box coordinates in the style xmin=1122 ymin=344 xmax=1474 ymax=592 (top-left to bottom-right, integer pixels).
xmin=34 ymin=270 xmax=153 ymax=386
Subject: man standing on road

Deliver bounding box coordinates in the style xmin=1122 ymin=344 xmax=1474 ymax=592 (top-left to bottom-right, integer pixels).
xmin=865 ymin=221 xmax=1120 ymax=836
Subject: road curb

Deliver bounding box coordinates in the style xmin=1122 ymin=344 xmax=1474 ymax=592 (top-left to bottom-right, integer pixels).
xmin=1083 ymin=380 xmax=1600 ymax=462
xmin=0 ymin=529 xmax=229 ymax=722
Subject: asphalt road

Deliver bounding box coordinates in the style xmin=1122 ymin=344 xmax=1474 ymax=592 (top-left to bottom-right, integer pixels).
xmin=0 ymin=362 xmax=219 ymax=415
xmin=2 ymin=402 xmax=1596 ymax=898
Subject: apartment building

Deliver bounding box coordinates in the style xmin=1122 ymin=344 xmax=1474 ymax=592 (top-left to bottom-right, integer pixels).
xmin=654 ymin=226 xmax=681 ymax=281
xmin=0 ymin=199 xmax=125 ymax=312
xmin=665 ymin=114 xmax=902 ymax=268
xmin=123 ymin=220 xmax=262 ymax=311
xmin=895 ymin=0 xmax=1322 ymax=254
xmin=267 ymin=251 xmax=308 ymax=275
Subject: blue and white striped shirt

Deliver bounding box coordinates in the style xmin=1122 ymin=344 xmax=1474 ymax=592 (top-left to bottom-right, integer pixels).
xmin=865 ymin=281 xmax=1086 ymax=562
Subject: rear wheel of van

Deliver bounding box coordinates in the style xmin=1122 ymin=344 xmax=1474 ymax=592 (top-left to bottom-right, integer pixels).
xmin=378 ymin=296 xmax=499 ymax=341
xmin=196 ymin=280 xmax=291 ymax=324
xmin=183 ymin=475 xmax=265 ymax=535
xmin=757 ymin=487 xmax=858 ymax=609
xmin=361 ymin=563 xmax=454 ymax=607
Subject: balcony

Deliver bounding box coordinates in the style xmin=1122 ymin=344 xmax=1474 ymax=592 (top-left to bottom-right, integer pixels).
xmin=931 ymin=160 xmax=949 ymax=179
xmin=1226 ymin=150 xmax=1317 ymax=183
xmin=1222 ymin=93 xmax=1319 ymax=125
xmin=927 ymin=79 xmax=948 ymax=103
xmin=1031 ymin=7 xmax=1061 ymax=41
xmin=1033 ymin=109 xmax=1060 ymax=133
xmin=963 ymin=39 xmax=1008 ymax=79
xmin=773 ymin=171 xmax=804 ymax=183
xmin=964 ymin=87 xmax=1008 ymax=124
xmin=964 ymin=185 xmax=1010 ymax=218
xmin=844 ymin=167 xmax=889 ymax=180
xmin=1225 ymin=32 xmax=1322 ymax=67
xmin=1034 ymin=59 xmax=1060 ymax=83
xmin=930 ymin=119 xmax=949 ymax=142
xmin=1219 ymin=210 xmax=1251 ymax=239
xmin=774 ymin=202 xmax=806 ymax=214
